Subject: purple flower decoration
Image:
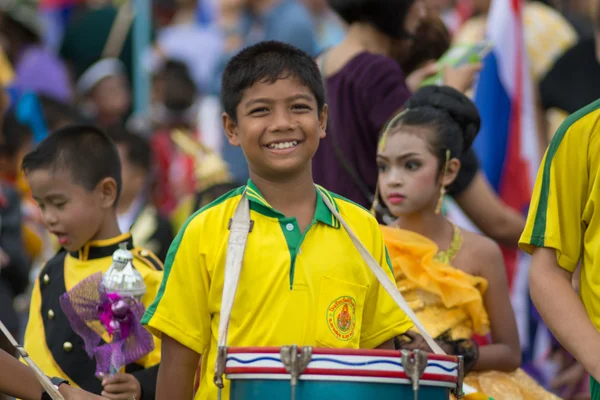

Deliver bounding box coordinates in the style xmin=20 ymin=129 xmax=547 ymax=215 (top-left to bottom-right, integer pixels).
xmin=59 ymin=272 xmax=154 ymax=377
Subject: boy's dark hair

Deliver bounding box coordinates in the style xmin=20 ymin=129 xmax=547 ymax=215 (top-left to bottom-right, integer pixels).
xmin=328 ymin=0 xmax=415 ymax=39
xmin=106 ymin=126 xmax=152 ymax=173
xmin=221 ymin=41 xmax=325 ymax=123
xmin=21 ymin=125 xmax=122 ymax=202
xmin=0 ymin=111 xmax=33 ymax=157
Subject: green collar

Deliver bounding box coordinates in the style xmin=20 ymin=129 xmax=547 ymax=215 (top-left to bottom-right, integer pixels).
xmin=245 ymin=179 xmax=340 ymax=228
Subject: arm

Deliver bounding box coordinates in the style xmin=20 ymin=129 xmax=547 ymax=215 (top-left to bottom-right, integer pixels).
xmin=454 ymin=172 xmax=526 ymax=248
xmin=472 ymin=239 xmax=521 ymax=371
xmin=156 ymin=335 xmax=201 ymax=400
xmin=529 ymin=247 xmax=600 ymax=381
xmin=0 ymin=348 xmax=45 ymax=399
xmin=0 ymin=349 xmax=105 ymax=400
xmin=375 ymin=339 xmax=395 ymax=350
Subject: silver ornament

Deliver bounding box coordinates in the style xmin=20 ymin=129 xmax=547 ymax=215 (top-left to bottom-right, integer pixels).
xmin=102 ymin=243 xmax=146 ymax=301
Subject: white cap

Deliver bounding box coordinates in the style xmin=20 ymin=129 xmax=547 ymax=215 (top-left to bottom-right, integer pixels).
xmin=76 ymin=58 xmax=126 ymax=96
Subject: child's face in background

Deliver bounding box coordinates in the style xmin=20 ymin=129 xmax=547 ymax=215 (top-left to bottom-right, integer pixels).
xmin=116 ymin=144 xmax=147 ymax=209
xmin=27 ymin=168 xmax=110 ymax=251
xmin=224 ymin=76 xmax=327 ymax=180
xmin=91 ymin=75 xmax=131 ymax=125
xmin=377 ymin=128 xmax=446 ymax=217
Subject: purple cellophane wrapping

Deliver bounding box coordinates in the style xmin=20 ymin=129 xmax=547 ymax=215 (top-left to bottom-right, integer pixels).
xmin=59 ymin=272 xmax=154 ymax=376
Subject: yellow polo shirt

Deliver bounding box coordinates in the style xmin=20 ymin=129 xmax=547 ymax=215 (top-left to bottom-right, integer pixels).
xmin=143 ymin=180 xmax=413 ymax=400
xmin=520 ymin=99 xmax=600 ymax=329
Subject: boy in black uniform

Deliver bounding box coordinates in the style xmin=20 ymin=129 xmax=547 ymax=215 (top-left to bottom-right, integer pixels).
xmin=110 ymin=128 xmax=173 ymax=262
xmin=20 ymin=125 xmax=163 ymax=399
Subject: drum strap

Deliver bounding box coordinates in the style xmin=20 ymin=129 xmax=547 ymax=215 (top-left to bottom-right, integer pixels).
xmin=215 ymin=188 xmax=444 ymax=388
xmin=0 ymin=319 xmax=65 ymax=399
xmin=317 ymin=192 xmax=444 ymax=355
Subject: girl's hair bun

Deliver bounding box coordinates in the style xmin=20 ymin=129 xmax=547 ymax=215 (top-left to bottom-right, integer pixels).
xmin=405 ymin=85 xmax=481 ymax=152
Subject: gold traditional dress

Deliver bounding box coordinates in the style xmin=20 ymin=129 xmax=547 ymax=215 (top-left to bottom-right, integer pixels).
xmin=381 ymin=225 xmax=561 ymax=400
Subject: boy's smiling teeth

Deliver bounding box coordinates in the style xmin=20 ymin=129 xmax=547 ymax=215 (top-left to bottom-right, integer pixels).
xmin=268 ymin=141 xmax=298 ymax=149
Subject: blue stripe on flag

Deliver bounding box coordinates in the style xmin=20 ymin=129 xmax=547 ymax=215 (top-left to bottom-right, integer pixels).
xmin=473 ymin=52 xmax=511 ymax=191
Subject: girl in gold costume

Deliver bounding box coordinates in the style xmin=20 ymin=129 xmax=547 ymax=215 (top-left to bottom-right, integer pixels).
xmin=375 ymin=86 xmax=560 ymax=400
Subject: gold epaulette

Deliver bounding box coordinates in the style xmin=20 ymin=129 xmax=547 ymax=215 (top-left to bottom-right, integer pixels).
xmin=131 ymin=247 xmax=164 ymax=271
xmin=170 ymin=129 xmax=234 ymax=192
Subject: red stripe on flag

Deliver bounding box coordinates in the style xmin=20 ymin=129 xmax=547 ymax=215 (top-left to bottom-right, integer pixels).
xmin=511 ymin=0 xmax=522 ymax=13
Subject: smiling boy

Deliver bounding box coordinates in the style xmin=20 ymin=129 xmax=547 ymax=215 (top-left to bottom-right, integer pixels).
xmin=142 ymin=41 xmax=413 ymax=400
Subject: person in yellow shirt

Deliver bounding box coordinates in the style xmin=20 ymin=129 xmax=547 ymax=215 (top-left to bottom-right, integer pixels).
xmin=142 ymin=41 xmax=414 ymax=400
xmin=20 ymin=125 xmax=164 ymax=399
xmin=520 ymin=99 xmax=600 ymax=399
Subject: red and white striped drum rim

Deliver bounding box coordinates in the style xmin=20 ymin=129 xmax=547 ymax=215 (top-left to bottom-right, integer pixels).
xmin=225 ymin=347 xmax=459 ymax=386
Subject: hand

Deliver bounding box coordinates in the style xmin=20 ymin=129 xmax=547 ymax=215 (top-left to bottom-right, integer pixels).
xmin=398 ymin=331 xmax=435 ymax=352
xmin=442 ymin=62 xmax=482 ymax=93
xmin=399 ymin=332 xmax=454 ymax=354
xmin=59 ymin=384 xmax=107 ymax=399
xmin=551 ymin=353 xmax=588 ymax=400
xmin=101 ymin=373 xmax=142 ymax=400
xmin=406 ymin=61 xmax=439 ymax=93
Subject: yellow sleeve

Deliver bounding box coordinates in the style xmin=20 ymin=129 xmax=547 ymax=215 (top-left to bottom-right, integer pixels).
xmin=360 ymin=220 xmax=413 ymax=348
xmin=519 ymin=119 xmax=590 ymax=272
xmin=141 ymin=215 xmax=210 ymax=356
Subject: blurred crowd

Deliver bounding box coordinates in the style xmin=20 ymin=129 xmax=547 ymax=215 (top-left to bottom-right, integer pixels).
xmin=0 ymin=0 xmax=599 ymax=398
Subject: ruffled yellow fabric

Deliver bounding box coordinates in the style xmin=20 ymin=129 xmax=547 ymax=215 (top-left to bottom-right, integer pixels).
xmin=465 ymin=370 xmax=561 ymax=400
xmin=381 ymin=225 xmax=490 ymax=338
xmin=382 ymin=225 xmax=561 ymax=400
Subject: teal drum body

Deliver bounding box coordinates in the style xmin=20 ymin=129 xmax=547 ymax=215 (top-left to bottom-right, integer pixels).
xmin=225 ymin=347 xmax=463 ymax=400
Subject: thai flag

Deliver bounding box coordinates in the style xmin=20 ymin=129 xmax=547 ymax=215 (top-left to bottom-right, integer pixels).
xmin=472 ymin=0 xmax=539 ymax=289
xmin=472 ymin=0 xmax=552 ymax=379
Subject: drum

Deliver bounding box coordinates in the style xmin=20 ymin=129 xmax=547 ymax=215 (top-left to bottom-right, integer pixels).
xmin=225 ymin=346 xmax=463 ymax=400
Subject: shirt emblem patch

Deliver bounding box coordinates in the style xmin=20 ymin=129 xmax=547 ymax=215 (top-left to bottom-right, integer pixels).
xmin=327 ymin=296 xmax=356 ymax=341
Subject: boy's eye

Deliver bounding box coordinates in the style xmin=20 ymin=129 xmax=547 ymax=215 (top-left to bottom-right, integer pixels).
xmin=53 ymin=201 xmax=67 ymax=210
xmin=292 ymin=104 xmax=311 ymax=111
xmin=249 ymin=107 xmax=269 ymax=115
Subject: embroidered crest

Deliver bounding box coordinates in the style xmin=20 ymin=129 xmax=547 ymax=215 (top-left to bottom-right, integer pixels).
xmin=327 ymin=296 xmax=356 ymax=341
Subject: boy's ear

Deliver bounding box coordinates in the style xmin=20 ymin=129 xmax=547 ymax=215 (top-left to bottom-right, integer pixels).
xmin=97 ymin=177 xmax=118 ymax=209
xmin=319 ymin=104 xmax=328 ymax=140
xmin=223 ymin=112 xmax=241 ymax=147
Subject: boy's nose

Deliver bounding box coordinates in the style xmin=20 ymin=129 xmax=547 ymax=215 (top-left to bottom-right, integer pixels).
xmin=269 ymin=110 xmax=295 ymax=132
xmin=42 ymin=211 xmax=59 ymax=227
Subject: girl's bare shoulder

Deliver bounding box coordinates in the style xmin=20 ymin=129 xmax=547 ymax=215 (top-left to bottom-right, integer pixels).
xmin=456 ymin=228 xmax=504 ymax=276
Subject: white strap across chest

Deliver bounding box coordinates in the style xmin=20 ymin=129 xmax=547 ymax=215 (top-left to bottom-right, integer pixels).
xmin=215 ymin=189 xmax=444 ymax=361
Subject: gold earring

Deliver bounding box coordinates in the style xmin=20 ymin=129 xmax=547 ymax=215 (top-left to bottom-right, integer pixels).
xmin=371 ymin=185 xmax=380 ymax=216
xmin=435 ymin=149 xmax=451 ymax=215
xmin=435 ymin=186 xmax=446 ymax=215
